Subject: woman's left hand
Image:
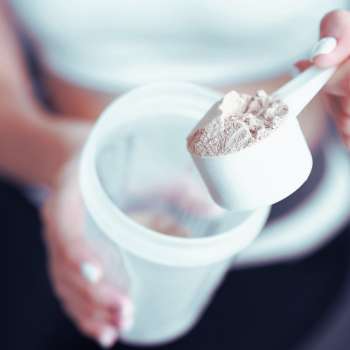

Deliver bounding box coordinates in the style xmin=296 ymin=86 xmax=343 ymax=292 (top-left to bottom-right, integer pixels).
xmin=42 ymin=156 xmax=133 ymax=348
xmin=295 ymin=10 xmax=350 ymax=149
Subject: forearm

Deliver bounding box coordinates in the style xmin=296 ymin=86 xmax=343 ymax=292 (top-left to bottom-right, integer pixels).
xmin=0 ymin=1 xmax=40 ymax=105
xmin=0 ymin=2 xmax=91 ymax=186
xmin=0 ymin=108 xmax=90 ymax=186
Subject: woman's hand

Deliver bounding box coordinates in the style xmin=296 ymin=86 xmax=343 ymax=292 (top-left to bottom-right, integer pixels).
xmin=0 ymin=3 xmax=133 ymax=346
xmin=41 ymin=157 xmax=133 ymax=348
xmin=296 ymin=10 xmax=350 ymax=149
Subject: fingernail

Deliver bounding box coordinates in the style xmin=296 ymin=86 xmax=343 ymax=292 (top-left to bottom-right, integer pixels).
xmin=119 ymin=299 xmax=134 ymax=331
xmin=121 ymin=315 xmax=134 ymax=332
xmin=98 ymin=328 xmax=118 ymax=348
xmin=311 ymin=37 xmax=337 ymax=61
xmin=122 ymin=299 xmax=134 ymax=317
xmin=80 ymin=262 xmax=103 ymax=284
xmin=344 ymin=118 xmax=350 ymax=132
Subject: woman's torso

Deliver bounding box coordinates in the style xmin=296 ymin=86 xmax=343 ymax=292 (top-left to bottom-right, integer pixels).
xmin=9 ymin=1 xmax=350 ymax=260
xmin=9 ymin=0 xmax=348 ymax=146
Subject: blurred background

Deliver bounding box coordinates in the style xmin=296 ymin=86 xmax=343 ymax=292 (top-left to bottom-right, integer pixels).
xmin=4 ymin=0 xmax=350 ymax=349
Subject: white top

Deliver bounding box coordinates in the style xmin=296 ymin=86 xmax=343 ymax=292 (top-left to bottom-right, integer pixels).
xmin=10 ymin=0 xmax=348 ymax=92
xmin=8 ymin=0 xmax=350 ymax=268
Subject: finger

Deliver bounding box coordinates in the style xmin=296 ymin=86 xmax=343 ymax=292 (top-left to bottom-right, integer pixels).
xmin=48 ymin=236 xmax=134 ymax=329
xmin=97 ymin=327 xmax=119 ymax=349
xmin=55 ymin=265 xmax=120 ymax=310
xmin=56 ymin=281 xmax=123 ymax=348
xmin=324 ymin=99 xmax=350 ymax=147
xmin=90 ymin=324 xmax=119 ymax=349
xmin=323 ymin=60 xmax=350 ymax=96
xmin=314 ymin=10 xmax=350 ymax=68
xmin=49 ymin=239 xmax=103 ymax=284
xmin=339 ymin=130 xmax=350 ymax=149
xmin=47 ymin=231 xmax=134 ymax=329
xmin=80 ymin=262 xmax=103 ymax=284
xmin=337 ymin=112 xmax=350 ymax=136
xmin=49 ymin=256 xmax=116 ymax=320
xmin=340 ymin=95 xmax=350 ymax=115
xmin=323 ymin=94 xmax=342 ymax=118
xmin=321 ymin=93 xmax=334 ymax=117
xmin=323 ymin=94 xmax=350 ymax=129
xmin=294 ymin=60 xmax=312 ymax=73
xmin=334 ymin=117 xmax=350 ymax=149
xmin=57 ymin=281 xmax=119 ymax=326
xmin=54 ymin=264 xmax=133 ymax=329
xmin=323 ymin=94 xmax=350 ymax=148
xmin=41 ymin=186 xmax=84 ymax=250
xmin=78 ymin=283 xmax=133 ymax=330
xmin=63 ymin=303 xmax=119 ymax=349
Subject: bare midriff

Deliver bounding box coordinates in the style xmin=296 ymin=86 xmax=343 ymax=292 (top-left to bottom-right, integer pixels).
xmin=42 ymin=69 xmax=327 ymax=150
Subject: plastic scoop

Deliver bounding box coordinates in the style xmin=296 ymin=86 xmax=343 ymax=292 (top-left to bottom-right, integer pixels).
xmin=189 ymin=37 xmax=337 ymax=211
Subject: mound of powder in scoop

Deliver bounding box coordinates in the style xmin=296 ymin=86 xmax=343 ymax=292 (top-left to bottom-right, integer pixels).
xmin=187 ymin=90 xmax=288 ymax=157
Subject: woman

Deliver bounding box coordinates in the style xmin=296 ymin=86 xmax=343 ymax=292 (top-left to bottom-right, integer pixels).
xmin=2 ymin=0 xmax=350 ymax=347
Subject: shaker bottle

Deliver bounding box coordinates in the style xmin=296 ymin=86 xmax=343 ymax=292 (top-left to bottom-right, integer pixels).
xmin=80 ymin=82 xmax=270 ymax=345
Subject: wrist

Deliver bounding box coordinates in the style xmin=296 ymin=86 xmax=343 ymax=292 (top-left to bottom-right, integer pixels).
xmin=0 ymin=105 xmax=92 ymax=187
xmin=42 ymin=115 xmax=92 ymax=188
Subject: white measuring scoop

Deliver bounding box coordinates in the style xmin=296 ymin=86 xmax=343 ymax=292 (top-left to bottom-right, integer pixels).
xmin=189 ymin=37 xmax=337 ymax=211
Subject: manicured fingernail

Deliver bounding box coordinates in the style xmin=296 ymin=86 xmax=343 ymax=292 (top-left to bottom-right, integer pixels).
xmin=122 ymin=299 xmax=134 ymax=317
xmin=80 ymin=262 xmax=103 ymax=284
xmin=121 ymin=315 xmax=134 ymax=332
xmin=120 ymin=299 xmax=134 ymax=331
xmin=98 ymin=328 xmax=118 ymax=348
xmin=311 ymin=37 xmax=337 ymax=61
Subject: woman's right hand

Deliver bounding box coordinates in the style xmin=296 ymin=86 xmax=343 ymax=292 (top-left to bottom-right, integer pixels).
xmin=295 ymin=10 xmax=350 ymax=149
xmin=41 ymin=157 xmax=133 ymax=348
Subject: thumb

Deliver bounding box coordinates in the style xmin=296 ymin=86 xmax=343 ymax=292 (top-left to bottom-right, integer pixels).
xmin=313 ymin=10 xmax=350 ymax=68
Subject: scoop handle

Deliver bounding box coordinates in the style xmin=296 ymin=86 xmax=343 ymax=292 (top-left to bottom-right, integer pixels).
xmin=273 ymin=37 xmax=337 ymax=118
xmin=272 ymin=65 xmax=336 ymax=118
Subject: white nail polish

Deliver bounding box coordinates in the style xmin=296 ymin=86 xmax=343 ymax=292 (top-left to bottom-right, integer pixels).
xmin=118 ymin=299 xmax=134 ymax=331
xmin=121 ymin=316 xmax=134 ymax=332
xmin=310 ymin=36 xmax=337 ymax=60
xmin=80 ymin=262 xmax=103 ymax=284
xmin=98 ymin=328 xmax=118 ymax=348
xmin=122 ymin=299 xmax=134 ymax=317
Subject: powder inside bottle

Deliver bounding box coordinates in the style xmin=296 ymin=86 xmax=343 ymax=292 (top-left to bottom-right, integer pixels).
xmin=187 ymin=90 xmax=288 ymax=157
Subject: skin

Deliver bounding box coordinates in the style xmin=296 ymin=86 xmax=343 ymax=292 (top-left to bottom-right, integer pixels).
xmin=296 ymin=10 xmax=350 ymax=148
xmin=0 ymin=2 xmax=127 ymax=347
xmin=1 ymin=2 xmax=349 ymax=347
